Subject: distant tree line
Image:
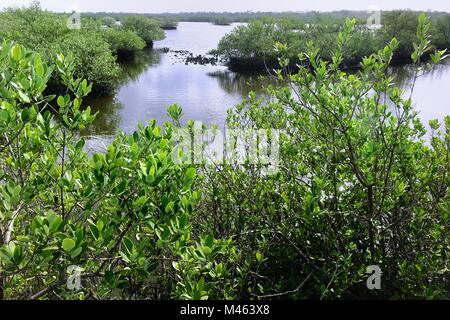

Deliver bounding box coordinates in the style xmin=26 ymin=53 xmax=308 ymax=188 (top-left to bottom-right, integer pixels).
xmin=85 ymin=10 xmax=450 ymax=24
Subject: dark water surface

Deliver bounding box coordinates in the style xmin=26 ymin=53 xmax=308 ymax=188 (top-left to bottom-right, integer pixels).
xmin=83 ymin=22 xmax=450 ymax=151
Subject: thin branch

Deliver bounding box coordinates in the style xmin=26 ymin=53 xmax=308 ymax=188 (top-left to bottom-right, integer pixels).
xmin=252 ymin=271 xmax=313 ymax=299
xmin=29 ymin=272 xmax=101 ymax=300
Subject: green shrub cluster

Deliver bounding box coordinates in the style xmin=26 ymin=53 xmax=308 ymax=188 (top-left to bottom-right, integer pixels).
xmin=122 ymin=15 xmax=166 ymax=46
xmin=0 ymin=41 xmax=243 ymax=300
xmin=204 ymin=16 xmax=449 ymax=299
xmin=101 ymin=28 xmax=146 ymax=57
xmin=0 ymin=4 xmax=164 ymax=95
xmin=212 ymin=17 xmax=233 ymax=26
xmin=214 ymin=11 xmax=450 ymax=70
xmin=157 ymin=17 xmax=179 ymax=30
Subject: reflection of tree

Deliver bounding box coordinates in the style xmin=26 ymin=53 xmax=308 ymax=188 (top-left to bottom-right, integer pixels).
xmin=390 ymin=58 xmax=450 ymax=89
xmin=118 ymin=49 xmax=162 ymax=84
xmin=390 ymin=65 xmax=418 ymax=89
xmin=81 ymin=95 xmax=123 ymax=137
xmin=208 ymin=70 xmax=282 ymax=96
xmin=80 ymin=49 xmax=163 ymax=138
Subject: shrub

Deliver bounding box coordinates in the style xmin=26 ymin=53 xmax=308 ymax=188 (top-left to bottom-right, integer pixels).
xmin=51 ymin=31 xmax=120 ymax=95
xmin=212 ymin=17 xmax=232 ymax=26
xmin=0 ymin=4 xmax=152 ymax=95
xmin=101 ymin=16 xmax=118 ymax=28
xmin=157 ymin=17 xmax=178 ymax=30
xmin=0 ymin=41 xmax=244 ymax=300
xmin=197 ymin=16 xmax=449 ymax=299
xmin=431 ymin=15 xmax=450 ymax=49
xmin=380 ymin=11 xmax=421 ymax=60
xmin=122 ymin=15 xmax=166 ymax=46
xmin=214 ymin=12 xmax=450 ymax=70
xmin=101 ymin=27 xmax=146 ymax=58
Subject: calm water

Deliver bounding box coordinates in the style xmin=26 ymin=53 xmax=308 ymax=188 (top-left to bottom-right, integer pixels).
xmin=83 ymin=22 xmax=450 ymax=151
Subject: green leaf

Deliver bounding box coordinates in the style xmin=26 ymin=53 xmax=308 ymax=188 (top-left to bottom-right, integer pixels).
xmin=70 ymin=247 xmax=83 ymax=259
xmin=133 ymin=196 xmax=148 ymax=208
xmin=123 ymin=236 xmax=134 ymax=255
xmin=12 ymin=44 xmax=22 ymax=61
xmin=165 ymin=201 xmax=174 ymax=213
xmin=18 ymin=90 xmax=30 ymax=104
xmin=57 ymin=96 xmax=65 ymax=108
xmin=204 ymin=234 xmax=214 ymax=248
xmin=13 ymin=244 xmax=23 ymax=263
xmin=186 ymin=167 xmax=196 ymax=179
xmin=96 ymin=220 xmax=104 ymax=232
xmin=35 ymin=56 xmax=44 ymax=77
xmin=62 ymin=238 xmax=76 ymax=253
xmin=197 ymin=277 xmax=205 ymax=291
xmin=0 ymin=110 xmax=9 ymax=122
xmin=179 ymin=213 xmax=188 ymax=229
xmin=0 ymin=248 xmax=12 ymax=263
xmin=119 ymin=251 xmax=131 ymax=263
xmin=75 ymin=139 xmax=85 ymax=150
xmin=21 ymin=109 xmax=30 ymax=122
xmin=256 ymin=251 xmax=264 ymax=263
xmin=89 ymin=224 xmax=99 ymax=240
xmin=81 ymin=79 xmax=88 ymax=93
xmin=152 ymin=126 xmax=161 ymax=137
xmin=202 ymin=245 xmax=212 ymax=256
xmin=48 ymin=216 xmax=62 ymax=234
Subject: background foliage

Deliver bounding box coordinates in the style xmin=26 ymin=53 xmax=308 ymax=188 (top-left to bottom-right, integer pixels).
xmin=0 ymin=3 xmax=165 ymax=95
xmin=213 ymin=11 xmax=450 ymax=70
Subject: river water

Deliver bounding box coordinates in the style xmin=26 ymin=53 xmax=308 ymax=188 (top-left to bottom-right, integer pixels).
xmin=83 ymin=22 xmax=450 ymax=151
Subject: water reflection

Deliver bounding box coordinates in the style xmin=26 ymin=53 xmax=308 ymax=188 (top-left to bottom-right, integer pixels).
xmin=82 ymin=95 xmax=122 ymax=136
xmin=391 ymin=58 xmax=450 ymax=125
xmin=390 ymin=61 xmax=447 ymax=88
xmin=118 ymin=49 xmax=162 ymax=84
xmin=207 ymin=70 xmax=280 ymax=96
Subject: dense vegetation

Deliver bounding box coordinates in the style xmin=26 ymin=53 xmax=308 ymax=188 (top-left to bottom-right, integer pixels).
xmin=157 ymin=17 xmax=179 ymax=30
xmin=212 ymin=17 xmax=232 ymax=26
xmin=121 ymin=15 xmax=166 ymax=46
xmin=88 ymin=10 xmax=450 ymax=24
xmin=213 ymin=11 xmax=450 ymax=70
xmin=0 ymin=3 xmax=165 ymax=95
xmin=0 ymin=12 xmax=448 ymax=300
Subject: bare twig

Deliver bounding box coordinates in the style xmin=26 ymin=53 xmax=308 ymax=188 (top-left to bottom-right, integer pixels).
xmin=252 ymin=271 xmax=313 ymax=299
